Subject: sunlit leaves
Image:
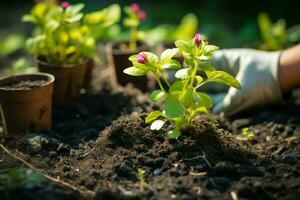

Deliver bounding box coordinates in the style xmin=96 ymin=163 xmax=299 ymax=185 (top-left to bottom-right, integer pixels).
xmin=206 ymin=71 xmax=241 ymax=89
xmin=165 ymin=96 xmax=185 ymax=118
xmin=160 ymin=48 xmax=179 ymax=61
xmin=150 ymin=120 xmax=165 ymax=130
xmin=123 ymin=67 xmax=147 ymax=76
xmin=145 ymin=111 xmax=162 ymax=123
xmin=150 ymin=90 xmax=166 ymax=102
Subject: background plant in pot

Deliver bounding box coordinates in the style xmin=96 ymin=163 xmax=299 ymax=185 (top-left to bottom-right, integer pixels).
xmin=124 ymin=33 xmax=241 ymax=138
xmin=82 ymin=4 xmax=120 ymax=91
xmin=108 ymin=3 xmax=150 ymax=91
xmin=0 ymin=73 xmax=54 ymax=135
xmin=22 ymin=1 xmax=96 ymax=105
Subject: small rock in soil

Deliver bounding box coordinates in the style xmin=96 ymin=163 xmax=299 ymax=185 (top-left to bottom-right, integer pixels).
xmin=280 ymin=154 xmax=297 ymax=165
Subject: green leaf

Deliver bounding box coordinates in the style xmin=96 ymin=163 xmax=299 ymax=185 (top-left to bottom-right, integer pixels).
xmin=45 ymin=20 xmax=59 ymax=33
xmin=66 ymin=3 xmax=84 ymax=15
xmin=162 ymin=60 xmax=182 ymax=70
xmin=195 ymin=76 xmax=203 ymax=84
xmin=150 ymin=90 xmax=166 ymax=102
xmin=65 ymin=14 xmax=83 ymax=23
xmin=180 ymin=85 xmax=194 ymax=107
xmin=165 ymin=96 xmax=185 ymax=118
xmin=204 ymin=45 xmax=219 ymax=53
xmin=198 ymin=55 xmax=210 ymax=61
xmin=123 ymin=18 xmax=139 ymax=27
xmin=206 ymin=71 xmax=241 ymax=89
xmin=123 ymin=67 xmax=147 ymax=76
xmin=129 ymin=54 xmax=138 ymax=62
xmin=160 ymin=48 xmax=179 ymax=61
xmin=167 ymin=129 xmax=181 ymax=139
xmin=175 ymin=68 xmax=191 ymax=79
xmin=145 ymin=111 xmax=162 ymax=123
xmin=169 ymin=80 xmax=184 ymax=93
xmin=197 ymin=92 xmax=213 ymax=108
xmin=193 ymin=106 xmax=208 ymax=116
xmin=175 ymin=40 xmax=192 ymax=53
xmin=150 ymin=120 xmax=165 ymax=130
xmin=21 ymin=15 xmax=36 ymax=23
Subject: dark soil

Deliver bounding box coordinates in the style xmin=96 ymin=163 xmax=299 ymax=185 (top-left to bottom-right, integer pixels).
xmin=1 ymin=63 xmax=300 ymax=200
xmin=0 ymin=80 xmax=48 ymax=90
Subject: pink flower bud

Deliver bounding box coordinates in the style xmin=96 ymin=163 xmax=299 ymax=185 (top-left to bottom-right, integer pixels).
xmin=131 ymin=3 xmax=140 ymax=13
xmin=194 ymin=33 xmax=202 ymax=46
xmin=61 ymin=1 xmax=69 ymax=9
xmin=136 ymin=53 xmax=148 ymax=64
xmin=139 ymin=11 xmax=147 ymax=21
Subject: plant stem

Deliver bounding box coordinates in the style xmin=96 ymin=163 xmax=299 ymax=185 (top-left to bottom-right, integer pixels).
xmin=161 ymin=72 xmax=171 ymax=88
xmin=156 ymin=75 xmax=166 ymax=92
xmin=190 ymin=61 xmax=198 ymax=86
xmin=129 ymin=26 xmax=137 ymax=51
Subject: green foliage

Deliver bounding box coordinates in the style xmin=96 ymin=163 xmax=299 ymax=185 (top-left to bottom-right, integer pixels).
xmin=23 ymin=2 xmax=120 ymax=65
xmin=0 ymin=33 xmax=25 ymax=56
xmin=0 ymin=167 xmax=46 ymax=196
xmin=257 ymin=12 xmax=287 ymax=51
xmin=144 ymin=13 xmax=198 ymax=46
xmin=257 ymin=12 xmax=300 ymax=50
xmin=4 ymin=58 xmax=37 ymax=75
xmin=124 ymin=34 xmax=241 ymax=138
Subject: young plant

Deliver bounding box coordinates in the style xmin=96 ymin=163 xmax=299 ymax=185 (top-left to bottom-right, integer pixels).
xmin=123 ymin=3 xmax=147 ymax=51
xmin=124 ymin=33 xmax=241 ymax=139
xmin=23 ymin=1 xmax=120 ymax=65
xmin=137 ymin=168 xmax=148 ymax=191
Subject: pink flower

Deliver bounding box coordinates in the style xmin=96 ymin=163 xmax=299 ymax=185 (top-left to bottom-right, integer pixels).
xmin=136 ymin=53 xmax=148 ymax=64
xmin=61 ymin=1 xmax=69 ymax=9
xmin=194 ymin=33 xmax=202 ymax=47
xmin=139 ymin=11 xmax=147 ymax=21
xmin=131 ymin=3 xmax=140 ymax=13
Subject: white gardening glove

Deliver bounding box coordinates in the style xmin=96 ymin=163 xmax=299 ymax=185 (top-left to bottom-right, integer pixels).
xmin=210 ymin=49 xmax=285 ymax=116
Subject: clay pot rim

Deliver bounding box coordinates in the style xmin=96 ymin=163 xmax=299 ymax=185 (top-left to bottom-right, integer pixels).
xmin=0 ymin=73 xmax=55 ymax=91
xmin=110 ymin=41 xmax=149 ymax=55
xmin=36 ymin=55 xmax=88 ymax=68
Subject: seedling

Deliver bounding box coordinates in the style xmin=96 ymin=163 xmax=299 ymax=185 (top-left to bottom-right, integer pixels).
xmin=123 ymin=3 xmax=147 ymax=51
xmin=137 ymin=168 xmax=147 ymax=191
xmin=241 ymin=127 xmax=255 ymax=141
xmin=124 ymin=33 xmax=241 ymax=138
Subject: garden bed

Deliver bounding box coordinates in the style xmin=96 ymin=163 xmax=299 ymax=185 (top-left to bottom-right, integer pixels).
xmin=1 ymin=64 xmax=300 ymax=200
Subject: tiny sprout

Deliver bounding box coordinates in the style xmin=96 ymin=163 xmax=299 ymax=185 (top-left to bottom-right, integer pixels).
xmin=137 ymin=168 xmax=148 ymax=191
xmin=137 ymin=53 xmax=148 ymax=64
xmin=194 ymin=33 xmax=202 ymax=47
xmin=241 ymin=127 xmax=255 ymax=140
xmin=60 ymin=1 xmax=69 ymax=9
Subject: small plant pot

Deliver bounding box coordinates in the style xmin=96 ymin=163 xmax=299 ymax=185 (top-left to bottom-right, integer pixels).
xmin=36 ymin=56 xmax=87 ymax=105
xmin=83 ymin=58 xmax=95 ymax=91
xmin=0 ymin=73 xmax=54 ymax=135
xmin=107 ymin=41 xmax=150 ymax=91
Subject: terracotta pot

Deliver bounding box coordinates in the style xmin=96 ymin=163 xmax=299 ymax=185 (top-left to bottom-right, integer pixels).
xmin=0 ymin=73 xmax=54 ymax=135
xmin=83 ymin=58 xmax=95 ymax=91
xmin=36 ymin=56 xmax=87 ymax=105
xmin=106 ymin=41 xmax=150 ymax=91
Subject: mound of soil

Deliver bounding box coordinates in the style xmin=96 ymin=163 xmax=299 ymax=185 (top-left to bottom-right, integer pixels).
xmin=1 ymin=64 xmax=300 ymax=200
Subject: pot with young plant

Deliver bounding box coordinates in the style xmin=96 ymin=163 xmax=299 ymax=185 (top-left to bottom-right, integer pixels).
xmin=124 ymin=33 xmax=241 ymax=138
xmin=107 ymin=3 xmax=149 ymax=91
xmin=23 ymin=1 xmax=96 ymax=105
xmin=0 ymin=73 xmax=54 ymax=135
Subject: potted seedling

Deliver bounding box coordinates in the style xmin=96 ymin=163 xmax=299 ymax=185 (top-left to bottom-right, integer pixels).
xmin=124 ymin=33 xmax=241 ymax=138
xmin=107 ymin=3 xmax=149 ymax=91
xmin=22 ymin=1 xmax=96 ymax=105
xmin=83 ymin=4 xmax=121 ymax=91
xmin=0 ymin=73 xmax=54 ymax=135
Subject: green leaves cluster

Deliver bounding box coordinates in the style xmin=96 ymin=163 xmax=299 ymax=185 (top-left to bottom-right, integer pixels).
xmin=124 ymin=35 xmax=241 ymax=139
xmin=0 ymin=167 xmax=46 ymax=196
xmin=22 ymin=2 xmax=120 ymax=65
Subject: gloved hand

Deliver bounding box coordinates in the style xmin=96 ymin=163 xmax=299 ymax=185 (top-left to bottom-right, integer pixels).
xmin=210 ymin=49 xmax=285 ymax=116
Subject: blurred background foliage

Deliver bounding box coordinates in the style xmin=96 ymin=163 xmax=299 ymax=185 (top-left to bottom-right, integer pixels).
xmin=0 ymin=0 xmax=299 ymax=74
